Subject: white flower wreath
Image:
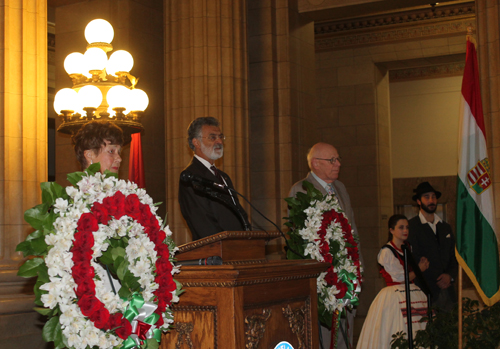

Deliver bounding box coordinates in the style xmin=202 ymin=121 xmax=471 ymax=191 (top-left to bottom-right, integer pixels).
xmin=17 ymin=166 xmax=181 ymax=349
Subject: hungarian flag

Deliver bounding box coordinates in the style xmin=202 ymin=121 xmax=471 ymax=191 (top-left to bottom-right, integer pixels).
xmin=129 ymin=132 xmax=146 ymax=188
xmin=456 ymin=39 xmax=500 ymax=306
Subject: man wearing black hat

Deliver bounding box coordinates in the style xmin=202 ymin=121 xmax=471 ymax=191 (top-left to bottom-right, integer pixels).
xmin=408 ymin=182 xmax=458 ymax=311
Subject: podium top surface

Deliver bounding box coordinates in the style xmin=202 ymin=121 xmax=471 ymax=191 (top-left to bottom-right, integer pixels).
xmin=177 ymin=231 xmax=281 ymax=254
xmin=175 ymin=231 xmax=282 ymax=263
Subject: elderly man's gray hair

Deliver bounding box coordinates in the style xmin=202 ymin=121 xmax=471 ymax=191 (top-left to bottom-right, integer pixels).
xmin=187 ymin=117 xmax=220 ymax=151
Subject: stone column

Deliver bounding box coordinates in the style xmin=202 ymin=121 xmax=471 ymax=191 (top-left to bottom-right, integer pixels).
xmin=0 ymin=0 xmax=48 ymax=347
xmin=476 ymin=0 xmax=500 ymax=230
xmin=165 ymin=0 xmax=249 ymax=244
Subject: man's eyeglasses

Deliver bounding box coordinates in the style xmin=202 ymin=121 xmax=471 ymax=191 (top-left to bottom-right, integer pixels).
xmin=315 ymin=157 xmax=341 ymax=164
xmin=200 ymin=134 xmax=226 ymax=142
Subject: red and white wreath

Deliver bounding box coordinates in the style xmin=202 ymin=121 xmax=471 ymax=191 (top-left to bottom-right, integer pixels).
xmin=18 ymin=167 xmax=180 ymax=349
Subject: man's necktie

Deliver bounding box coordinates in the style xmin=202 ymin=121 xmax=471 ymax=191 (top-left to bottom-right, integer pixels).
xmin=210 ymin=165 xmax=224 ymax=184
xmin=327 ymin=183 xmax=335 ymax=195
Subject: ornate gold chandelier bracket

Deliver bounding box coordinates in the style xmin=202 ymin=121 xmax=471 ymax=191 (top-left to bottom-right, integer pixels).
xmin=54 ymin=19 xmax=149 ymax=144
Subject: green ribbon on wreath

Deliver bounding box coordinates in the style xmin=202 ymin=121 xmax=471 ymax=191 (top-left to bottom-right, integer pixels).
xmin=121 ymin=292 xmax=162 ymax=349
xmin=338 ymin=270 xmax=360 ymax=307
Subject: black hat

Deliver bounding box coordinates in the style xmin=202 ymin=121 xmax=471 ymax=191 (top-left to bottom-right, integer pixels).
xmin=412 ymin=181 xmax=442 ymax=201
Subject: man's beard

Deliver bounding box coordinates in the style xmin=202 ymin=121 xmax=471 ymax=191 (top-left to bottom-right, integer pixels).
xmin=201 ymin=142 xmax=223 ymax=161
xmin=421 ymin=202 xmax=437 ymax=214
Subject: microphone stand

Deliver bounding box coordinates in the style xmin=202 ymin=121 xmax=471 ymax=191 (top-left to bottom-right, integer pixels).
xmin=402 ymin=244 xmax=414 ymax=349
xmin=227 ymin=187 xmax=305 ymax=260
xmin=192 ymin=182 xmax=250 ymax=231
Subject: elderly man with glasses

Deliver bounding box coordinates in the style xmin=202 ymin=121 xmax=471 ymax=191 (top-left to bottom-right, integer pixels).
xmin=178 ymin=116 xmax=250 ymax=241
xmin=288 ymin=142 xmax=361 ymax=349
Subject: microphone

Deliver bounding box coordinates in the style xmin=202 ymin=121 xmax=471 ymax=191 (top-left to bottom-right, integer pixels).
xmin=180 ymin=171 xmax=227 ymax=191
xmin=177 ymin=256 xmax=223 ymax=266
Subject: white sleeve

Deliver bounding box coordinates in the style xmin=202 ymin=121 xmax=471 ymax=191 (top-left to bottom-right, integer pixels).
xmin=377 ymin=247 xmax=405 ymax=283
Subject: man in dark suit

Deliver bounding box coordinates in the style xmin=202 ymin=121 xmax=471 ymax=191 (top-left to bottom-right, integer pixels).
xmin=408 ymin=181 xmax=458 ymax=311
xmin=178 ymin=117 xmax=249 ymax=240
xmin=288 ymin=142 xmax=360 ymax=349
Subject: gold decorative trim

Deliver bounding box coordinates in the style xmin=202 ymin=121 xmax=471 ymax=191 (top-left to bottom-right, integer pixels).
xmin=389 ymin=61 xmax=465 ymax=82
xmin=245 ymin=309 xmax=272 ymax=349
xmin=315 ymin=2 xmax=474 ymax=36
xmin=225 ymin=259 xmax=267 ymax=265
xmin=179 ymin=273 xmax=323 ymax=288
xmin=282 ymin=304 xmax=307 ymax=349
xmin=316 ymin=18 xmax=475 ymax=51
xmin=174 ymin=322 xmax=194 ymax=349
xmin=177 ymin=231 xmax=281 ymax=254
xmin=171 ymin=305 xmax=217 ymax=349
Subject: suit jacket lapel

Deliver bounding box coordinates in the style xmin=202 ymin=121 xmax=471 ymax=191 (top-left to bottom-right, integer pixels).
xmin=305 ymin=172 xmax=328 ymax=196
xmin=191 ymin=157 xmax=218 ymax=182
xmin=331 ymin=181 xmax=346 ymax=211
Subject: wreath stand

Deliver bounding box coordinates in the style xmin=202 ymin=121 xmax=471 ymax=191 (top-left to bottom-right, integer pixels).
xmin=161 ymin=231 xmax=329 ymax=349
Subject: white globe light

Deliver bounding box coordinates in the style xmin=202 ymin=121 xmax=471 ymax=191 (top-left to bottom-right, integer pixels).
xmin=84 ymin=19 xmax=114 ymax=44
xmin=54 ymin=88 xmax=78 ymax=113
xmin=107 ymin=85 xmax=131 ymax=112
xmin=129 ymin=89 xmax=149 ymax=111
xmin=107 ymin=50 xmax=134 ymax=75
xmin=78 ymin=85 xmax=103 ymax=108
xmin=83 ymin=47 xmax=108 ymax=72
xmin=64 ymin=52 xmax=85 ymax=75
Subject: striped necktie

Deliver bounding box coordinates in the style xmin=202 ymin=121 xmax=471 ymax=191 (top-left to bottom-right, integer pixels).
xmin=210 ymin=165 xmax=224 ymax=184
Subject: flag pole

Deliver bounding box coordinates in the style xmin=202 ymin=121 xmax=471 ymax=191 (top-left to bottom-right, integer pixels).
xmin=458 ymin=264 xmax=463 ymax=349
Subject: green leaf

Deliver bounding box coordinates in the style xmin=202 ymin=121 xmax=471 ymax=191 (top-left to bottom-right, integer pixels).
xmin=111 ymin=247 xmax=126 ymax=260
xmin=103 ymin=168 xmax=118 ymax=179
xmin=145 ymin=338 xmax=159 ymax=349
xmin=26 ymin=229 xmax=43 ymax=241
xmin=42 ymin=211 xmax=57 ymax=232
xmin=85 ymin=162 xmax=101 ymax=175
xmin=16 ymin=241 xmax=35 ymax=257
xmin=99 ymin=251 xmax=114 ymax=266
xmin=40 ymin=182 xmax=67 ymax=206
xmin=24 ymin=203 xmax=50 ymax=230
xmin=122 ymin=273 xmax=140 ymax=291
xmin=34 ymin=306 xmax=54 ymax=316
xmin=118 ymin=285 xmax=132 ymax=299
xmin=116 ymin=259 xmax=129 ymax=280
xmin=34 ymin=279 xmax=46 ymax=306
xmin=31 ymin=236 xmax=48 ymax=256
xmin=67 ymin=170 xmax=87 ymax=186
xmin=42 ymin=316 xmax=61 ymax=343
xmin=36 ymin=262 xmax=50 ymax=283
xmin=17 ymin=258 xmax=44 ymax=278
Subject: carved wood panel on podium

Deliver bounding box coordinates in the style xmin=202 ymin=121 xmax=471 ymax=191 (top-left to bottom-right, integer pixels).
xmin=160 ymin=231 xmax=328 ymax=349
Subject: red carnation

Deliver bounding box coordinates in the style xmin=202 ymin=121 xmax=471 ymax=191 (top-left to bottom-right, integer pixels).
xmin=77 ymin=213 xmax=99 ymax=233
xmin=91 ymin=202 xmax=110 ymax=225
xmin=106 ymin=313 xmax=124 ymax=331
xmin=72 ymin=262 xmax=95 ymax=283
xmin=91 ymin=306 xmax=110 ymax=329
xmin=324 ymin=267 xmax=337 ymax=285
xmin=78 ymin=294 xmax=102 ymax=317
xmin=75 ymin=277 xmax=96 ymax=297
xmin=115 ymin=318 xmax=132 ymax=339
xmin=125 ymin=194 xmax=141 ymax=219
xmin=73 ymin=231 xmax=95 ymax=251
xmin=103 ymin=192 xmax=126 ymax=218
xmin=335 ymin=280 xmax=348 ymax=299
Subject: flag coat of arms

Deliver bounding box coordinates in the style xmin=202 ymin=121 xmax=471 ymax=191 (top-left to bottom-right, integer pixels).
xmin=456 ymin=39 xmax=500 ymax=306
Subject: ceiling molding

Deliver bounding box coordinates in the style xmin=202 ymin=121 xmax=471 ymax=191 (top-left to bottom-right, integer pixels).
xmin=389 ymin=62 xmax=465 ymax=82
xmin=315 ymin=2 xmax=475 ymax=51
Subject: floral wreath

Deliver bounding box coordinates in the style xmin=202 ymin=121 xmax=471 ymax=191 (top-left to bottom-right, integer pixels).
xmin=285 ymin=181 xmax=363 ymax=329
xmin=17 ymin=164 xmax=181 ymax=349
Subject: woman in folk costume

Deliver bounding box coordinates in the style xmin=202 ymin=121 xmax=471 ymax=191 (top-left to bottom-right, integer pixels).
xmin=356 ymin=214 xmax=429 ymax=348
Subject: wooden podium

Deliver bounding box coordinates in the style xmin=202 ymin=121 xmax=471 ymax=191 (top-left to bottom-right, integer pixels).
xmin=160 ymin=231 xmax=329 ymax=349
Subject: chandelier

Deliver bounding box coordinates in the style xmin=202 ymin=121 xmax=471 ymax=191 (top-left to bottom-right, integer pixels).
xmin=54 ymin=19 xmax=149 ymax=143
